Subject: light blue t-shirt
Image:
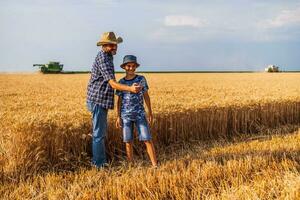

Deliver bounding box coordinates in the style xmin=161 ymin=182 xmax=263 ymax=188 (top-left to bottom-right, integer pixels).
xmin=116 ymin=75 xmax=149 ymax=121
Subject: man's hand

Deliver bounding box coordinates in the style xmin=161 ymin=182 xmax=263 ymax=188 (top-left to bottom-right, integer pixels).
xmin=130 ymin=83 xmax=142 ymax=93
xmin=116 ymin=117 xmax=122 ymax=128
xmin=148 ymin=113 xmax=153 ymax=126
xmin=109 ymin=80 xmax=142 ymax=93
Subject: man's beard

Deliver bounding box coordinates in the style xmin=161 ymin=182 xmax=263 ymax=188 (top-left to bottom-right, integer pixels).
xmin=110 ymin=50 xmax=117 ymax=55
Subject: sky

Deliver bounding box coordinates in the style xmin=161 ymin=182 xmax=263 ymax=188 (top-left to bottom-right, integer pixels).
xmin=0 ymin=0 xmax=300 ymax=72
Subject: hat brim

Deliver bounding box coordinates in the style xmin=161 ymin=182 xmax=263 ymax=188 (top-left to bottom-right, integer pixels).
xmin=120 ymin=62 xmax=140 ymax=69
xmin=97 ymin=37 xmax=123 ymax=46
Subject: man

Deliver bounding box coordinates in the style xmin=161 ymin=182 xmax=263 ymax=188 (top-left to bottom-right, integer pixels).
xmin=86 ymin=32 xmax=141 ymax=168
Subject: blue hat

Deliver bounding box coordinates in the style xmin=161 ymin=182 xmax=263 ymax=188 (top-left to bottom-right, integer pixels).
xmin=120 ymin=55 xmax=140 ymax=68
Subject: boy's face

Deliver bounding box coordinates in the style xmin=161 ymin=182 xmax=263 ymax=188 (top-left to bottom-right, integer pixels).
xmin=124 ymin=62 xmax=137 ymax=75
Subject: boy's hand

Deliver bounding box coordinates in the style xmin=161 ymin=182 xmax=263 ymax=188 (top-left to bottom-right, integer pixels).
xmin=148 ymin=113 xmax=153 ymax=126
xmin=116 ymin=117 xmax=122 ymax=128
xmin=130 ymin=83 xmax=142 ymax=93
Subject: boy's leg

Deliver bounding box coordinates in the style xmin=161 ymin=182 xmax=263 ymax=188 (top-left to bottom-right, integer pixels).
xmin=144 ymin=140 xmax=158 ymax=167
xmin=136 ymin=116 xmax=158 ymax=167
xmin=122 ymin=119 xmax=134 ymax=162
xmin=125 ymin=142 xmax=134 ymax=162
xmin=87 ymin=102 xmax=108 ymax=168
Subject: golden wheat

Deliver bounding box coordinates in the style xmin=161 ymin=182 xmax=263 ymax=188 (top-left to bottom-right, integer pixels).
xmin=0 ymin=73 xmax=299 ymax=191
xmin=1 ymin=128 xmax=299 ymax=199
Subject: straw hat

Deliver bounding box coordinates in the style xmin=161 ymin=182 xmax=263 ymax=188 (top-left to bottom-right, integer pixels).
xmin=96 ymin=32 xmax=123 ymax=46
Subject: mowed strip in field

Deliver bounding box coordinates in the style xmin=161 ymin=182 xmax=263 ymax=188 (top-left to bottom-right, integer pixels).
xmin=0 ymin=73 xmax=299 ymax=180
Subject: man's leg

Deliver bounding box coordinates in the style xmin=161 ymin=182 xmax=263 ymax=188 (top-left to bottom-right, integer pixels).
xmin=91 ymin=103 xmax=108 ymax=167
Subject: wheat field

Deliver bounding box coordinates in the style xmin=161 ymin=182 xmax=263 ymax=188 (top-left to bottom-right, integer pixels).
xmin=0 ymin=72 xmax=300 ymax=199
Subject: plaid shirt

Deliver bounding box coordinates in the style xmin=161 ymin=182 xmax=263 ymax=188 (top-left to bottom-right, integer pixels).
xmin=87 ymin=50 xmax=115 ymax=109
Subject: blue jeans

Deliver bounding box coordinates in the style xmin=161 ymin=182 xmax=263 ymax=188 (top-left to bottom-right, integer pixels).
xmin=87 ymin=101 xmax=108 ymax=168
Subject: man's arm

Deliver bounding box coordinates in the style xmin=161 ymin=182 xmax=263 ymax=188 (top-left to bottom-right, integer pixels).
xmin=109 ymin=79 xmax=141 ymax=93
xmin=94 ymin=53 xmax=141 ymax=93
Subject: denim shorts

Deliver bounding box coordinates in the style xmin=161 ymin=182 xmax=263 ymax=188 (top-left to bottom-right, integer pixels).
xmin=122 ymin=116 xmax=152 ymax=142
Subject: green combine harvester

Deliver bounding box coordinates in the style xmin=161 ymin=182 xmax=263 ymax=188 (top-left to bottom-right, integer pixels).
xmin=33 ymin=61 xmax=64 ymax=73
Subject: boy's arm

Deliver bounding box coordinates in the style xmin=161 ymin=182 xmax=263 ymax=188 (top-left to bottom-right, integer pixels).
xmin=143 ymin=91 xmax=153 ymax=125
xmin=109 ymin=79 xmax=141 ymax=93
xmin=117 ymin=95 xmax=121 ymax=118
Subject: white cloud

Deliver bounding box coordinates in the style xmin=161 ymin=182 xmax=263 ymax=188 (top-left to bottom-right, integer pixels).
xmin=164 ymin=15 xmax=207 ymax=28
xmin=150 ymin=28 xmax=195 ymax=43
xmin=258 ymin=7 xmax=300 ymax=28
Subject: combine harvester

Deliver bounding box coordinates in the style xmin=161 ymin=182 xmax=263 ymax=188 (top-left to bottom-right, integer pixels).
xmin=265 ymin=65 xmax=280 ymax=72
xmin=33 ymin=61 xmax=90 ymax=74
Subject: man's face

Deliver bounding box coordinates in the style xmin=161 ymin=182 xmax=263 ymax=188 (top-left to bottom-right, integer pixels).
xmin=103 ymin=44 xmax=118 ymax=55
xmin=124 ymin=62 xmax=137 ymax=75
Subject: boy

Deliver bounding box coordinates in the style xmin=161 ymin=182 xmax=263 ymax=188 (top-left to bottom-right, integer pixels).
xmin=116 ymin=55 xmax=158 ymax=167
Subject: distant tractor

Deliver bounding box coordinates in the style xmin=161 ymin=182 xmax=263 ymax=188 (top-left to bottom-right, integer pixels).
xmin=33 ymin=61 xmax=63 ymax=73
xmin=265 ymin=65 xmax=280 ymax=72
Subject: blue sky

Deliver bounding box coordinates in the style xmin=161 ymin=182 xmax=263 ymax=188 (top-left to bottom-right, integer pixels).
xmin=0 ymin=0 xmax=300 ymax=72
